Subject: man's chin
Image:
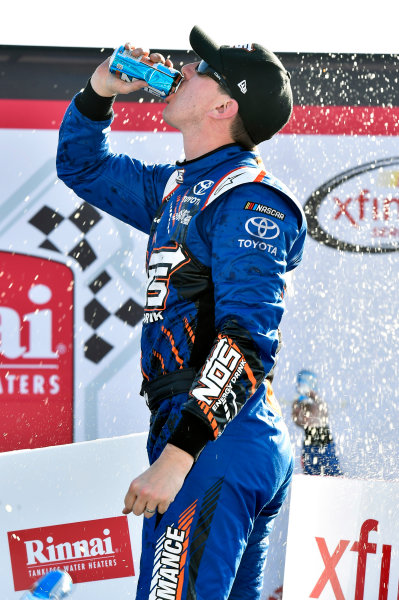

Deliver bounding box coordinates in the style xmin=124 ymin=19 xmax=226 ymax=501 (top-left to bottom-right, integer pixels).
xmin=162 ymin=105 xmax=179 ymax=131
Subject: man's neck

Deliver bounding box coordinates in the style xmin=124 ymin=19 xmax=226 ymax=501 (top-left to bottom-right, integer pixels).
xmin=182 ymin=128 xmax=235 ymax=161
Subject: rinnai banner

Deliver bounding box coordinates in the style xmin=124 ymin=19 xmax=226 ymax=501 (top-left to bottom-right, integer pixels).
xmin=8 ymin=517 xmax=134 ymax=590
xmin=0 ymin=253 xmax=74 ymax=451
xmin=0 ymin=433 xmax=148 ymax=599
xmin=283 ymin=475 xmax=399 ymax=600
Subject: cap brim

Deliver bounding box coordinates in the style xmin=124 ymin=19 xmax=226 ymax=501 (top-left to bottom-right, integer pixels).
xmin=189 ymin=26 xmax=223 ymax=73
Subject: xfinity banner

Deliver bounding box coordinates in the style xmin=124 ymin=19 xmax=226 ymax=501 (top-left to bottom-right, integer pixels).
xmin=305 ymin=156 xmax=399 ymax=253
xmin=283 ymin=475 xmax=399 ymax=600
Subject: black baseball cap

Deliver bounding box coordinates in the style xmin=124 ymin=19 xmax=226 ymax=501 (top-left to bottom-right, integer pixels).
xmin=189 ymin=25 xmax=293 ymax=145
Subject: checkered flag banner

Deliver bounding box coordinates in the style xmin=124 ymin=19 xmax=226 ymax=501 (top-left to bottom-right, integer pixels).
xmin=0 ymin=158 xmax=147 ymax=369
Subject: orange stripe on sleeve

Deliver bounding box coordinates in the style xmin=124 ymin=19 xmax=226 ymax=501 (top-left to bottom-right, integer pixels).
xmin=183 ymin=317 xmax=195 ymax=344
xmin=152 ymin=350 xmax=166 ymax=374
xmin=161 ymin=325 xmax=184 ymax=368
xmin=196 ymin=400 xmax=219 ymax=438
xmin=254 ymin=169 xmax=266 ymax=182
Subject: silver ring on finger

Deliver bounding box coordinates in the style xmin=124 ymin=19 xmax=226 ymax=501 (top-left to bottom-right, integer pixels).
xmin=145 ymin=507 xmax=156 ymax=513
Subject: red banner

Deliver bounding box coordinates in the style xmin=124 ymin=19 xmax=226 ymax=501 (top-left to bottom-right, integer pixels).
xmin=0 ymin=252 xmax=74 ymax=451
xmin=0 ymin=99 xmax=398 ymax=135
xmin=8 ymin=516 xmax=135 ymax=591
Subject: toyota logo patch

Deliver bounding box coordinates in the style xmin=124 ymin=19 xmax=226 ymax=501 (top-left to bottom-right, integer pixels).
xmin=193 ymin=180 xmax=214 ymax=195
xmin=245 ymin=216 xmax=280 ymax=240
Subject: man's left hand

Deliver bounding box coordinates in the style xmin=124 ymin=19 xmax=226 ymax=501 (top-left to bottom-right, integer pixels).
xmin=122 ymin=443 xmax=194 ymax=518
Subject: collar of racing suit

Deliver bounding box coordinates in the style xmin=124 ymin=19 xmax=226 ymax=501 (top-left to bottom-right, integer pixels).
xmin=173 ymin=143 xmax=262 ymax=187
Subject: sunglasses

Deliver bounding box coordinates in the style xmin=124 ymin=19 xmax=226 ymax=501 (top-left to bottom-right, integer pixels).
xmin=195 ymin=61 xmax=232 ymax=95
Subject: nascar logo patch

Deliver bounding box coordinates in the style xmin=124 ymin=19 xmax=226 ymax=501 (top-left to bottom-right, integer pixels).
xmin=244 ymin=201 xmax=286 ymax=221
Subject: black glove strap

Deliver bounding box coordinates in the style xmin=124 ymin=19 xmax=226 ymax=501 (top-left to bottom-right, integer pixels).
xmin=140 ymin=368 xmax=197 ymax=413
xmin=75 ymin=79 xmax=116 ymax=121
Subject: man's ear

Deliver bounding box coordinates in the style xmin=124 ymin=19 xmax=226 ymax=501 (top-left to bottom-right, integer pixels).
xmin=209 ymin=97 xmax=239 ymax=120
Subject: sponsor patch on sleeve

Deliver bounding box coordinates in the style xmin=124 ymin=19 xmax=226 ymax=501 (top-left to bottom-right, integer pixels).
xmin=244 ymin=201 xmax=286 ymax=221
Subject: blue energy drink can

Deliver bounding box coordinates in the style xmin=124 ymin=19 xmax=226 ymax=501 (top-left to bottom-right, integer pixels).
xmin=109 ymin=46 xmax=183 ymax=98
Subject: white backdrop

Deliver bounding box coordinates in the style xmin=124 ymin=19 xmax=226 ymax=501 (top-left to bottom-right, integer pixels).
xmin=1 ymin=113 xmax=398 ymax=598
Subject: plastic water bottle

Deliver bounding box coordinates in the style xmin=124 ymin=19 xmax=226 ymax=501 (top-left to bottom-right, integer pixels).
xmin=19 ymin=570 xmax=73 ymax=599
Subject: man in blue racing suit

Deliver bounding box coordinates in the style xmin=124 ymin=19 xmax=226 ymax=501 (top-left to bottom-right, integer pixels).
xmin=57 ymin=26 xmax=307 ymax=600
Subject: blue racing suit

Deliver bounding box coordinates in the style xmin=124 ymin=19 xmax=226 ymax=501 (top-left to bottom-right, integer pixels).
xmin=57 ymin=84 xmax=307 ymax=600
